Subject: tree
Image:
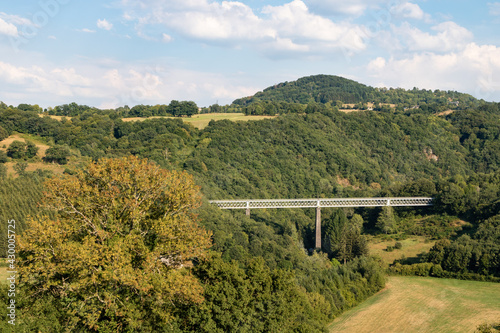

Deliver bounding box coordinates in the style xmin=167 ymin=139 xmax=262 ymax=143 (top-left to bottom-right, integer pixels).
xmin=376 ymin=206 xmax=397 ymax=234
xmin=0 ymin=150 xmax=7 ymax=163
xmin=25 ymin=140 xmax=39 ymax=158
xmin=167 ymin=100 xmax=182 ymax=116
xmin=0 ymin=164 xmax=6 ymax=179
xmin=6 ymin=140 xmax=27 ymax=159
xmin=18 ymin=156 xmax=212 ymax=331
xmin=0 ymin=125 xmax=8 ymax=141
xmin=180 ymin=101 xmax=198 ymax=117
xmin=13 ymin=161 xmax=28 ymax=176
xmin=43 ymin=146 xmax=70 ymax=164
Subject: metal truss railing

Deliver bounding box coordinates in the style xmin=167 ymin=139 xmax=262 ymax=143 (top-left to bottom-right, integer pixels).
xmin=209 ymin=197 xmax=433 ymax=209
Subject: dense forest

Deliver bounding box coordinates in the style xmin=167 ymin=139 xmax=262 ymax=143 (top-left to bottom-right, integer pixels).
xmin=0 ymin=75 xmax=499 ymax=331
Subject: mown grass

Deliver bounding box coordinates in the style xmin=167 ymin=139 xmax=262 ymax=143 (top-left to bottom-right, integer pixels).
xmin=328 ymin=276 xmax=500 ymax=333
xmin=122 ymin=113 xmax=276 ymax=129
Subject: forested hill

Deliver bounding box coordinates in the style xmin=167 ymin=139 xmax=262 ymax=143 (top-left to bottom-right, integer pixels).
xmin=233 ymin=75 xmax=376 ymax=105
xmin=1 ymin=78 xmax=500 ymax=331
xmin=232 ymin=74 xmax=478 ymax=115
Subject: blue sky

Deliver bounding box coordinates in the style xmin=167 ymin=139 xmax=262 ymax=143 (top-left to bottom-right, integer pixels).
xmin=1 ymin=0 xmax=500 ymax=108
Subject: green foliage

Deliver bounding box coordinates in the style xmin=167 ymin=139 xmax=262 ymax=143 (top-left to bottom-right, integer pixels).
xmin=25 ymin=140 xmax=39 ymax=158
xmin=233 ymin=75 xmax=377 ymax=106
xmin=17 ymin=156 xmax=212 ymax=331
xmin=376 ymin=206 xmax=397 ymax=234
xmin=43 ymin=146 xmax=70 ymax=164
xmin=232 ymin=74 xmax=478 ymax=116
xmin=0 ymin=175 xmax=48 ymax=254
xmin=0 ymin=125 xmax=8 ymax=140
xmin=178 ymin=255 xmax=328 ymax=333
xmin=0 ymin=150 xmax=7 ymax=163
xmin=7 ymin=140 xmax=27 ymax=159
xmin=1 ymin=76 xmax=500 ymax=330
xmin=475 ymin=323 xmax=500 ymax=333
xmin=13 ymin=161 xmax=28 ymax=176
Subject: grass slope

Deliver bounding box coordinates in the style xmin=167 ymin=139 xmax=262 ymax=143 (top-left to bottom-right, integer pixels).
xmin=329 ymin=276 xmax=500 ymax=333
xmin=122 ymin=113 xmax=276 ymax=129
xmin=0 ymin=133 xmax=89 ymax=177
xmin=368 ymin=236 xmax=435 ymax=266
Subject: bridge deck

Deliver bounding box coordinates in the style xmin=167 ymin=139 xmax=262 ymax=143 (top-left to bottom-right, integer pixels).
xmin=210 ymin=197 xmax=433 ymax=209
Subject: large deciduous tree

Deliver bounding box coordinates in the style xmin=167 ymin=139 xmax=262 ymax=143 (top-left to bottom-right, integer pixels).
xmin=18 ymin=156 xmax=212 ymax=331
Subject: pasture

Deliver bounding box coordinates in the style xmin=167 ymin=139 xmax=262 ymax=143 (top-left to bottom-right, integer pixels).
xmin=368 ymin=236 xmax=435 ymax=266
xmin=329 ymin=276 xmax=500 ymax=333
xmin=121 ymin=113 xmax=276 ymax=129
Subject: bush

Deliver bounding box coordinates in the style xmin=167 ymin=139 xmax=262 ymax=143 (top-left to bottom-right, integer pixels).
xmin=7 ymin=140 xmax=27 ymax=159
xmin=394 ymin=242 xmax=403 ymax=249
xmin=0 ymin=150 xmax=7 ymax=163
xmin=386 ymin=245 xmax=394 ymax=252
xmin=43 ymin=146 xmax=70 ymax=165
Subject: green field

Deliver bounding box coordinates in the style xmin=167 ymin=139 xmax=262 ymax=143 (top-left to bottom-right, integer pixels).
xmin=329 ymin=276 xmax=500 ymax=333
xmin=368 ymin=236 xmax=435 ymax=266
xmin=121 ymin=113 xmax=276 ymax=129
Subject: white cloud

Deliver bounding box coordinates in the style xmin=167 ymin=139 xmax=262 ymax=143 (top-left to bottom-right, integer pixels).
xmin=0 ymin=13 xmax=33 ymax=27
xmin=0 ymin=59 xmax=262 ymax=108
xmin=0 ymin=18 xmax=18 ymax=37
xmin=488 ymin=2 xmax=500 ymax=16
xmin=119 ymin=0 xmax=367 ymax=54
xmin=391 ymin=2 xmax=428 ymax=20
xmin=393 ymin=21 xmax=473 ymax=52
xmin=366 ymin=43 xmax=500 ymax=101
xmin=263 ymin=0 xmax=365 ymax=50
xmin=81 ymin=28 xmax=96 ymax=33
xmin=97 ymin=19 xmax=113 ymax=30
xmin=162 ymin=33 xmax=172 ymax=42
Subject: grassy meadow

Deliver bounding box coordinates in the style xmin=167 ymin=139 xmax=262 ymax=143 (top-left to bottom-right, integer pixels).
xmin=329 ymin=276 xmax=500 ymax=333
xmin=121 ymin=113 xmax=276 ymax=129
xmin=368 ymin=236 xmax=435 ymax=266
xmin=0 ymin=133 xmax=89 ymax=177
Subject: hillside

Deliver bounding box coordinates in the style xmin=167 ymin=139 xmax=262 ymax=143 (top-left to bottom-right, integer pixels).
xmin=231 ymin=74 xmax=478 ymax=115
xmin=0 ymin=75 xmax=499 ymax=331
xmin=232 ymin=74 xmax=377 ymax=105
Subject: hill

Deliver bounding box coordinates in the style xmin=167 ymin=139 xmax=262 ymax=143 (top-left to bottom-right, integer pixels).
xmin=0 ymin=76 xmax=499 ymax=331
xmin=231 ymin=74 xmax=479 ymax=115
xmin=232 ymin=74 xmax=377 ymax=105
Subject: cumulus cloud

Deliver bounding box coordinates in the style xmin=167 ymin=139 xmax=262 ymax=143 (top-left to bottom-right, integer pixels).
xmin=0 ymin=13 xmax=33 ymax=28
xmin=119 ymin=0 xmax=367 ymax=54
xmin=0 ymin=13 xmax=35 ymax=38
xmin=0 ymin=18 xmax=18 ymax=37
xmin=366 ymin=43 xmax=500 ymax=101
xmin=390 ymin=2 xmax=428 ymax=20
xmin=0 ymin=59 xmax=261 ymax=108
xmin=393 ymin=21 xmax=473 ymax=52
xmin=97 ymin=19 xmax=113 ymax=30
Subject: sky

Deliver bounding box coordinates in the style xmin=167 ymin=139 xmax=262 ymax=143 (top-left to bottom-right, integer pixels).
xmin=1 ymin=0 xmax=500 ymax=109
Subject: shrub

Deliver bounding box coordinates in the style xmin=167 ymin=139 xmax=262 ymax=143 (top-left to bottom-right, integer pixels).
xmin=394 ymin=242 xmax=403 ymax=249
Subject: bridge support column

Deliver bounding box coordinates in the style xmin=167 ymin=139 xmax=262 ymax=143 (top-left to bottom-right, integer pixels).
xmin=315 ymin=206 xmax=321 ymax=249
xmin=245 ymin=201 xmax=250 ymax=216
